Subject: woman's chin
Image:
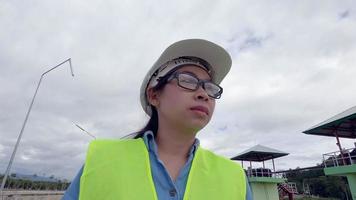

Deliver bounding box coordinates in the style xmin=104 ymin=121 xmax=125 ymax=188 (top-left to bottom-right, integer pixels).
xmin=187 ymin=120 xmax=209 ymax=132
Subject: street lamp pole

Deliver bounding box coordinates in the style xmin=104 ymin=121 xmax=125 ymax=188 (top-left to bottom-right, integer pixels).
xmin=0 ymin=58 xmax=74 ymax=198
xmin=74 ymin=123 xmax=96 ymax=140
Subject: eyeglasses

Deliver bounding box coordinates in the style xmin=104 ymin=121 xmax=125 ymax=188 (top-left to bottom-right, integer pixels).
xmin=167 ymin=72 xmax=223 ymax=99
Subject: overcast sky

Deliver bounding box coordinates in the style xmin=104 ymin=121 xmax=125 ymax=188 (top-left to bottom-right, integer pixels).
xmin=1 ymin=0 xmax=355 ymax=180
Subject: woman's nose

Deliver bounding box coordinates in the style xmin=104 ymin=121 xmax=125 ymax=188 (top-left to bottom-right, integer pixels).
xmin=195 ymin=86 xmax=209 ymax=101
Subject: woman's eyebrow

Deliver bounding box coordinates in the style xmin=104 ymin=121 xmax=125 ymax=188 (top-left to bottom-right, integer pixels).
xmin=179 ymin=71 xmax=212 ymax=81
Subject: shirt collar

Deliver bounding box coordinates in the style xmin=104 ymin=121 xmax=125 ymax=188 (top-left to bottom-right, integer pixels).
xmin=142 ymin=130 xmax=200 ymax=157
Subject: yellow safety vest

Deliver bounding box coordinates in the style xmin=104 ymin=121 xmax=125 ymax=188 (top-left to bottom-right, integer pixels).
xmin=79 ymin=138 xmax=246 ymax=200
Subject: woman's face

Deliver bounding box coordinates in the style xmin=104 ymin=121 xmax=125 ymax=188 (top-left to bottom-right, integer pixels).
xmin=149 ymin=65 xmax=216 ymax=133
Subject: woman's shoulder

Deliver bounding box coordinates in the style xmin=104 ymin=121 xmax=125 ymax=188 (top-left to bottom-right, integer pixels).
xmin=198 ymin=147 xmax=243 ymax=170
xmin=89 ymin=137 xmax=142 ymax=146
xmin=196 ymin=147 xmax=247 ymax=184
xmin=86 ymin=138 xmax=145 ymax=154
xmin=84 ymin=138 xmax=146 ymax=165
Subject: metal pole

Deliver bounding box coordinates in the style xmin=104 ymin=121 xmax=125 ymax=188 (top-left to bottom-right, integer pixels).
xmin=334 ymin=152 xmax=338 ymax=167
xmin=322 ymin=154 xmax=326 ymax=167
xmin=348 ymin=150 xmax=352 ymax=164
xmin=74 ymin=123 xmax=96 ymax=139
xmin=333 ymin=129 xmax=347 ymax=165
xmin=0 ymin=59 xmax=74 ymax=198
xmin=249 ymin=161 xmax=253 ymax=177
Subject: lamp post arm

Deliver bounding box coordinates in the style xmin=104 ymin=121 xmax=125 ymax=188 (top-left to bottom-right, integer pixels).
xmin=0 ymin=58 xmax=74 ymax=197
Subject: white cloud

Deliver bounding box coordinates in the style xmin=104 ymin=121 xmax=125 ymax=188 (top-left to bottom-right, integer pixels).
xmin=1 ymin=0 xmax=355 ymax=179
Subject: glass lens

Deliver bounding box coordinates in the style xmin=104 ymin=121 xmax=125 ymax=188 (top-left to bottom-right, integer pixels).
xmin=204 ymin=82 xmax=222 ymax=98
xmin=173 ymin=72 xmax=222 ymax=99
xmin=177 ymin=73 xmax=198 ymax=90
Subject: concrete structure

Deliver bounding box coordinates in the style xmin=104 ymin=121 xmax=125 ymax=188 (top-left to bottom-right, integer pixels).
xmin=231 ymin=145 xmax=289 ymax=200
xmin=303 ymin=106 xmax=356 ymax=200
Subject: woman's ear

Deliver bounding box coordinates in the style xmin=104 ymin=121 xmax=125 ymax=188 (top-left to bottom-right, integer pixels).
xmin=146 ymin=87 xmax=160 ymax=107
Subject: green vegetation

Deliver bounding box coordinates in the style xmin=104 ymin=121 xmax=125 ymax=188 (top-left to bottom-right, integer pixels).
xmin=0 ymin=174 xmax=69 ymax=191
xmin=285 ymin=165 xmax=351 ymax=200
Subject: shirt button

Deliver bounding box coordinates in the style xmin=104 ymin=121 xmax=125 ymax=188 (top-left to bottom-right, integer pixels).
xmin=169 ymin=189 xmax=176 ymax=197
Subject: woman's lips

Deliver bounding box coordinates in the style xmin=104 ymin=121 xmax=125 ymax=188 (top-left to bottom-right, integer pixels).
xmin=190 ymin=106 xmax=209 ymax=115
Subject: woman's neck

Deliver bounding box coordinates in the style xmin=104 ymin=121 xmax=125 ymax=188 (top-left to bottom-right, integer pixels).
xmin=153 ymin=118 xmax=199 ymax=181
xmin=155 ymin=124 xmax=197 ymax=158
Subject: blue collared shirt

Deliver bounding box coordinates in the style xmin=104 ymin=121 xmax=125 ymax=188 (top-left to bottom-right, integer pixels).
xmin=63 ymin=131 xmax=253 ymax=200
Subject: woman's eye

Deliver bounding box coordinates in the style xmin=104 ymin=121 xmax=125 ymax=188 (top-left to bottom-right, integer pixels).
xmin=181 ymin=78 xmax=195 ymax=83
xmin=179 ymin=74 xmax=197 ymax=83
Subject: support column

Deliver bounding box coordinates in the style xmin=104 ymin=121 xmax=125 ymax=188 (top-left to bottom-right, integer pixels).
xmin=347 ymin=174 xmax=356 ymax=200
xmin=334 ymin=129 xmax=346 ymax=165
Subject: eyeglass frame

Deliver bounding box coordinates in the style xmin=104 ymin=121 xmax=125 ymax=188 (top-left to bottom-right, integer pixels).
xmin=163 ymin=71 xmax=223 ymax=99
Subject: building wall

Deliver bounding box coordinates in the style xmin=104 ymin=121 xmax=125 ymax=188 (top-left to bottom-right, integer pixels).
xmin=250 ymin=182 xmax=279 ymax=200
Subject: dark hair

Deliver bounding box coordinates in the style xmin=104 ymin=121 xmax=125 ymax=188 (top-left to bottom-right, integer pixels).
xmin=134 ymin=106 xmax=159 ymax=138
xmin=134 ymin=72 xmax=172 ymax=138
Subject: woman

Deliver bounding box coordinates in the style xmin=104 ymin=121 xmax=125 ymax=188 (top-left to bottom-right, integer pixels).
xmin=63 ymin=39 xmax=252 ymax=200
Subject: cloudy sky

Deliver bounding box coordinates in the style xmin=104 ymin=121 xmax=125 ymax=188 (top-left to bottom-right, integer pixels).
xmin=1 ymin=0 xmax=355 ymax=180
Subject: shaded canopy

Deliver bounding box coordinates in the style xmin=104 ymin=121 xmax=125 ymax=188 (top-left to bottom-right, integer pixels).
xmin=231 ymin=144 xmax=289 ymax=162
xmin=303 ymin=106 xmax=356 ymax=139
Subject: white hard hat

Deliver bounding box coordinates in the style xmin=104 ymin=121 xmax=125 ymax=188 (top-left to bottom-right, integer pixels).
xmin=140 ymin=39 xmax=232 ymax=116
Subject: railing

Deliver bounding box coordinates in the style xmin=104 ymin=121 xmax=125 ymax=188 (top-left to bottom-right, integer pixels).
xmin=246 ymin=168 xmax=287 ymax=178
xmin=287 ymin=182 xmax=298 ymax=194
xmin=0 ymin=190 xmax=64 ymax=200
xmin=278 ymin=183 xmax=295 ymax=200
xmin=323 ymin=147 xmax=356 ymax=168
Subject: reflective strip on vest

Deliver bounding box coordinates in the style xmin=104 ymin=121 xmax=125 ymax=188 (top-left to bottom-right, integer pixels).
xmin=79 ymin=139 xmax=246 ymax=200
